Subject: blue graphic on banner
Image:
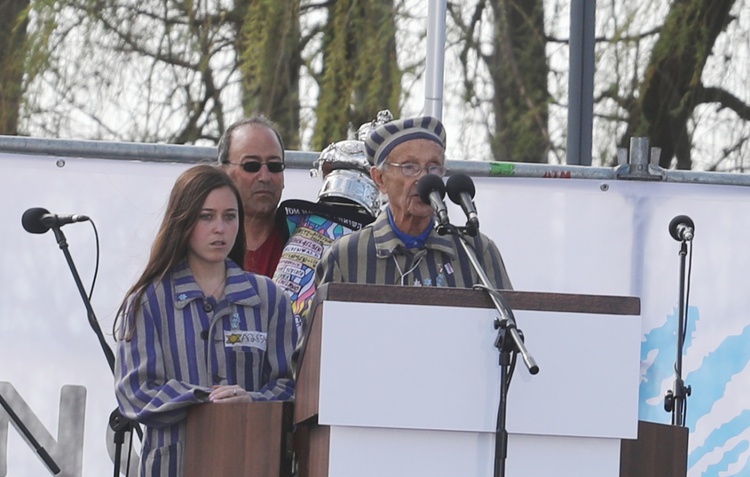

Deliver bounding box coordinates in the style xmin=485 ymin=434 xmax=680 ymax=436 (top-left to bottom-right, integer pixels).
xmin=639 ymin=306 xmax=697 ymax=423
xmin=640 ymin=306 xmax=750 ymax=476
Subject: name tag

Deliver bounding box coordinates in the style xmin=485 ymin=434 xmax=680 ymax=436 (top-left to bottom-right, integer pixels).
xmin=223 ymin=330 xmax=267 ymax=351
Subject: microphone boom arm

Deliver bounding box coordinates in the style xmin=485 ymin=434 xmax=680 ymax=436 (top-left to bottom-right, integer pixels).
xmin=454 ymin=230 xmax=538 ymax=374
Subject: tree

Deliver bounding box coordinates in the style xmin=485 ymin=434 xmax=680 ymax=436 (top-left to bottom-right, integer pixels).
xmin=448 ymin=0 xmax=551 ymax=163
xmin=237 ymin=0 xmax=302 ymax=148
xmin=448 ymin=0 xmax=749 ymax=169
xmin=9 ymin=0 xmax=750 ymax=171
xmin=621 ymin=0 xmax=741 ymax=169
xmin=312 ymin=0 xmax=401 ymax=149
xmin=20 ymin=0 xmax=302 ymax=146
xmin=0 ymin=0 xmax=30 ymax=135
xmin=487 ymin=0 xmax=549 ymax=163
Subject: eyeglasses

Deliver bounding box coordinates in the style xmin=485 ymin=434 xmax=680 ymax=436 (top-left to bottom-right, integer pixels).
xmin=386 ymin=162 xmax=446 ymax=177
xmin=228 ymin=161 xmax=285 ymax=174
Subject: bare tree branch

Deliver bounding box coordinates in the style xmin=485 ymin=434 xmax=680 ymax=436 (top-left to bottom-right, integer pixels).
xmin=697 ymin=85 xmax=750 ymax=121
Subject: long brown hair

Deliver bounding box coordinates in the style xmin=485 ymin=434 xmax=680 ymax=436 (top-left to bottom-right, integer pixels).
xmin=114 ymin=164 xmax=246 ymax=340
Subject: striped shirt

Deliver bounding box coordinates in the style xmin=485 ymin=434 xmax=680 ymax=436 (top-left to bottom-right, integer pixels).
xmin=315 ymin=210 xmax=512 ymax=290
xmin=114 ymin=259 xmax=296 ymax=477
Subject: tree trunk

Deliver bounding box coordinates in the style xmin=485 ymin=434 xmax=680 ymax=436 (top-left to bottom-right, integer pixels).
xmin=312 ymin=0 xmax=401 ymax=150
xmin=486 ymin=0 xmax=549 ymax=163
xmin=623 ymin=0 xmax=737 ymax=169
xmin=237 ymin=0 xmax=302 ymax=148
xmin=0 ymin=0 xmax=29 ymax=135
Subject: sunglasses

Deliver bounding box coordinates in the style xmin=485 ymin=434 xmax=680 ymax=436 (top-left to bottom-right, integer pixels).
xmin=229 ymin=161 xmax=286 ymax=174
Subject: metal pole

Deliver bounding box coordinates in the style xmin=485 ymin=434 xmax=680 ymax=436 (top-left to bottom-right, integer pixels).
xmin=566 ymin=0 xmax=595 ymax=166
xmin=424 ymin=0 xmax=447 ymax=119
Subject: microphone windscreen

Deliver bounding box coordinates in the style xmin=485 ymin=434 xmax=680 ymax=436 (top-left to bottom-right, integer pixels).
xmin=446 ymin=174 xmax=476 ymax=204
xmin=417 ymin=174 xmax=446 ymax=205
xmin=668 ymin=214 xmax=694 ymax=241
xmin=22 ymin=207 xmax=51 ymax=234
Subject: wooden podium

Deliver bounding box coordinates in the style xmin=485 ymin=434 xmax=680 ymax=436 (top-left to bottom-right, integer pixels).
xmin=620 ymin=420 xmax=688 ymax=477
xmin=185 ymin=401 xmax=293 ymax=477
xmin=294 ymin=283 xmax=687 ymax=477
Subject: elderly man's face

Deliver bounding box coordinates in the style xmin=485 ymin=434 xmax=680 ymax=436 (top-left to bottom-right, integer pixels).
xmin=371 ymin=138 xmax=445 ymax=233
xmin=225 ymin=124 xmax=285 ymax=219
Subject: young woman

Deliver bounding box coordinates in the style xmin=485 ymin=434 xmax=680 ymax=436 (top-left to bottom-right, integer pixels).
xmin=114 ymin=164 xmax=297 ymax=477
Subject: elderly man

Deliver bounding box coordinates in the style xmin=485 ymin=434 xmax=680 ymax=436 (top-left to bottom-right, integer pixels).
xmin=219 ymin=116 xmax=288 ymax=276
xmin=315 ymin=115 xmax=512 ymax=289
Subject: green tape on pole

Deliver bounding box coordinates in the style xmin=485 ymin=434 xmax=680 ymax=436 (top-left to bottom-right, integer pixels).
xmin=490 ymin=162 xmax=515 ymax=176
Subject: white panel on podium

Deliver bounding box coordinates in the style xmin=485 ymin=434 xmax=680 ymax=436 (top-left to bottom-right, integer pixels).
xmin=325 ymin=426 xmax=622 ymax=477
xmin=317 ymin=301 xmax=641 ymax=439
xmin=327 ymin=426 xmax=493 ymax=477
xmin=506 ymin=434 xmax=622 ymax=477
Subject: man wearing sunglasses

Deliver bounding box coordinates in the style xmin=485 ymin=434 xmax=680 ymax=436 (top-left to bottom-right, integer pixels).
xmin=315 ymin=115 xmax=512 ymax=291
xmin=219 ymin=116 xmax=289 ymax=277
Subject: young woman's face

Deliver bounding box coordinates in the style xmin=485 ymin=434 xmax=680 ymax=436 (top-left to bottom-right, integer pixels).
xmin=187 ymin=186 xmax=240 ymax=266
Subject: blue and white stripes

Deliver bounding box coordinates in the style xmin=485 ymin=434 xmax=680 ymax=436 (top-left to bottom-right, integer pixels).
xmin=315 ymin=210 xmax=512 ymax=290
xmin=364 ymin=116 xmax=447 ymax=166
xmin=114 ymin=259 xmax=296 ymax=477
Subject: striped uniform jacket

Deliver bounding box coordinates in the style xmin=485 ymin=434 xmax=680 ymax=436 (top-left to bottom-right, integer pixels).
xmin=315 ymin=210 xmax=512 ymax=290
xmin=114 ymin=259 xmax=297 ymax=477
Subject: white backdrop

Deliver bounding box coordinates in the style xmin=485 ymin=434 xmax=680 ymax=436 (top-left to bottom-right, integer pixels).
xmin=1 ymin=151 xmax=749 ymax=476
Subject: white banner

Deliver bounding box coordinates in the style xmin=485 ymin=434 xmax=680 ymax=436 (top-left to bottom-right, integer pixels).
xmin=0 ymin=152 xmax=748 ymax=476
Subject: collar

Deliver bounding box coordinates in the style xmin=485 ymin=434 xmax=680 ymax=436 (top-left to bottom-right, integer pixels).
xmin=173 ymin=259 xmax=262 ymax=310
xmin=372 ymin=207 xmax=458 ymax=259
xmin=386 ymin=207 xmax=432 ymax=249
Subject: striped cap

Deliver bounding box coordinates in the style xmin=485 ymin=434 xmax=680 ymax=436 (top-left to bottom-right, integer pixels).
xmin=364 ymin=116 xmax=446 ymax=166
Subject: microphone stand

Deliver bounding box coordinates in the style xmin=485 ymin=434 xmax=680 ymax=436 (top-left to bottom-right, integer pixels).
xmin=48 ymin=225 xmax=142 ymax=476
xmin=440 ymin=222 xmax=539 ymax=477
xmin=0 ymin=391 xmax=60 ymax=474
xmin=664 ymin=240 xmax=691 ymax=426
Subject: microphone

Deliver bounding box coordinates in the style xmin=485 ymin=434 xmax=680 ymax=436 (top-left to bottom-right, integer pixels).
xmin=22 ymin=207 xmax=90 ymax=234
xmin=446 ymin=173 xmax=479 ymax=233
xmin=417 ymin=174 xmax=450 ymax=226
xmin=668 ymin=215 xmax=694 ymax=242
